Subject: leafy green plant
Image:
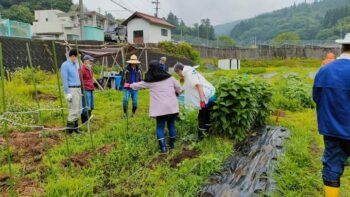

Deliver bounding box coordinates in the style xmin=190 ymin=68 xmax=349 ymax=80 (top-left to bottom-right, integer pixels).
xmin=11 ymin=67 xmax=49 ymax=85
xmin=212 ymin=76 xmax=272 ymax=140
xmin=158 ymin=41 xmax=200 ymax=63
xmin=274 ymin=75 xmax=315 ymax=111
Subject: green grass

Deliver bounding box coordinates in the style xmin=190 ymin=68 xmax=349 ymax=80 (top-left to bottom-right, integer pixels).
xmin=1 ymin=59 xmax=349 ymax=196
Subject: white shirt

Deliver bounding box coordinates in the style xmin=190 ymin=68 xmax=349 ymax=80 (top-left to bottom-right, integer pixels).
xmin=182 ymin=66 xmax=215 ymax=109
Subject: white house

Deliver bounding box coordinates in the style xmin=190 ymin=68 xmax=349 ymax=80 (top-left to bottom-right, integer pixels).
xmin=122 ymin=12 xmax=175 ymax=44
xmin=32 ymin=10 xmax=116 ymax=40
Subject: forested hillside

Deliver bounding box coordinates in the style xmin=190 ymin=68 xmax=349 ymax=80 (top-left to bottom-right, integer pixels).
xmin=229 ymin=0 xmax=350 ymax=42
xmin=0 ymin=0 xmax=73 ymax=23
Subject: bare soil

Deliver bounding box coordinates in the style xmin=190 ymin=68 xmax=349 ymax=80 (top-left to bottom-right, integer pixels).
xmin=62 ymin=144 xmax=116 ymax=168
xmin=170 ymin=149 xmax=199 ymax=168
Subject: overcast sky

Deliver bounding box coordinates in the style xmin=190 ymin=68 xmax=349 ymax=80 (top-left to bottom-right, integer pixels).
xmin=73 ymin=0 xmax=314 ymax=25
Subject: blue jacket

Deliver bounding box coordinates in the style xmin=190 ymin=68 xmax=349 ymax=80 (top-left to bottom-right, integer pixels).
xmin=313 ymin=59 xmax=350 ymax=140
xmin=61 ymin=60 xmax=81 ymax=94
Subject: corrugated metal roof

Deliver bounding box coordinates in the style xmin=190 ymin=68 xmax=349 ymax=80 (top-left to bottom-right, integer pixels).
xmin=122 ymin=12 xmax=175 ymax=29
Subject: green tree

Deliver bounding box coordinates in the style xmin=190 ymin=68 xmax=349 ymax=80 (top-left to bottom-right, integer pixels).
xmin=199 ymin=18 xmax=215 ymax=40
xmin=2 ymin=5 xmax=34 ymax=23
xmin=272 ymin=32 xmax=301 ymax=46
xmin=217 ymin=35 xmax=236 ymax=47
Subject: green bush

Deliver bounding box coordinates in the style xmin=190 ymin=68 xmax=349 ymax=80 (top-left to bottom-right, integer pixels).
xmin=11 ymin=67 xmax=49 ymax=85
xmin=212 ymin=76 xmax=272 ymax=140
xmin=277 ymin=75 xmax=315 ymax=111
xmin=158 ymin=41 xmax=201 ymax=63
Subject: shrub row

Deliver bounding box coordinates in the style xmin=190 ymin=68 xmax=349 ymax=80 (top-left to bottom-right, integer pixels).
xmin=212 ymin=76 xmax=272 ymax=140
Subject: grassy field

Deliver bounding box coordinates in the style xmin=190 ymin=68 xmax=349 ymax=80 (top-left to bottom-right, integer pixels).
xmin=0 ymin=59 xmax=349 ymax=196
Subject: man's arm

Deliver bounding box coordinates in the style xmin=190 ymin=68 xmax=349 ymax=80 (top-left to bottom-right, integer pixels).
xmin=61 ymin=64 xmax=69 ymax=94
xmin=195 ymin=84 xmax=205 ymax=101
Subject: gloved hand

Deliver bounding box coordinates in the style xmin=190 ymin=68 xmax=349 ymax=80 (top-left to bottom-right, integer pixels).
xmin=65 ymin=93 xmax=73 ymax=102
xmin=200 ymin=101 xmax=206 ymax=109
xmin=124 ymin=83 xmax=130 ymax=88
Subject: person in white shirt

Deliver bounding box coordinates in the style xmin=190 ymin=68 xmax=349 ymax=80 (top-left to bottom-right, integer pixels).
xmin=174 ymin=63 xmax=216 ymax=141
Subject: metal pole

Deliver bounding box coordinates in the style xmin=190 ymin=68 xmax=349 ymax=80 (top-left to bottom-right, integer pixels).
xmin=26 ymin=43 xmax=54 ymax=173
xmin=75 ymin=40 xmax=94 ymax=148
xmin=52 ymin=41 xmax=72 ymax=171
xmin=145 ymin=44 xmax=149 ymax=71
xmin=79 ymin=0 xmax=84 ymax=40
xmin=0 ymin=43 xmax=13 ymax=188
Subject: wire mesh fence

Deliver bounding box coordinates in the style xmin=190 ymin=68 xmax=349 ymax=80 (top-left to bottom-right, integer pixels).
xmin=172 ymin=34 xmax=340 ymax=49
xmin=0 ymin=19 xmax=32 ymax=39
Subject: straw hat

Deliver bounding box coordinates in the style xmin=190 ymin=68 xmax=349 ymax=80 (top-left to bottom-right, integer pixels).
xmin=126 ymin=54 xmax=141 ymax=64
xmin=336 ymin=33 xmax=350 ymax=44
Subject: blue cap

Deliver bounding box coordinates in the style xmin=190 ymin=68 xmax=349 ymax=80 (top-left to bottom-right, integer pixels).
xmin=83 ymin=55 xmax=94 ymax=61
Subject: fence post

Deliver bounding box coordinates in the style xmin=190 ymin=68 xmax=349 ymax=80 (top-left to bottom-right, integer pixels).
xmin=0 ymin=43 xmax=13 ymax=188
xmin=26 ymin=42 xmax=55 ymax=174
xmin=51 ymin=41 xmax=72 ymax=171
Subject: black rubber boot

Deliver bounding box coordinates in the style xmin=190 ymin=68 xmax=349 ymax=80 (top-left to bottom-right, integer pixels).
xmin=81 ymin=113 xmax=88 ymax=124
xmin=74 ymin=120 xmax=82 ymax=134
xmin=158 ymin=139 xmax=168 ymax=153
xmin=123 ymin=107 xmax=127 ymax=118
xmin=66 ymin=122 xmax=75 ymax=134
xmin=198 ymin=128 xmax=206 ymax=141
xmin=132 ymin=106 xmax=137 ymax=117
xmin=168 ymin=137 xmax=176 ymax=149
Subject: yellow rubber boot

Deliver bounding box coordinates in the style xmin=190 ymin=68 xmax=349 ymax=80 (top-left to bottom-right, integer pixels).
xmin=324 ymin=186 xmax=340 ymax=197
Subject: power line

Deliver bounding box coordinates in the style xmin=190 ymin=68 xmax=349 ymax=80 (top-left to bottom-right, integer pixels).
xmin=110 ymin=0 xmax=133 ymax=13
xmin=152 ymin=0 xmax=160 ymax=17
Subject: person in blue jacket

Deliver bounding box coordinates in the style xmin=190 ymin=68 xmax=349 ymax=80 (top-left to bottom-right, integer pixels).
xmin=313 ymin=33 xmax=350 ymax=197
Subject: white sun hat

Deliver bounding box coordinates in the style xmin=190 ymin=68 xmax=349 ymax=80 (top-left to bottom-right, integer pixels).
xmin=126 ymin=54 xmax=141 ymax=64
xmin=336 ymin=33 xmax=350 ymax=44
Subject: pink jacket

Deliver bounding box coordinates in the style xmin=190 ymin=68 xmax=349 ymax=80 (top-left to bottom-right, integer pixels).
xmin=131 ymin=77 xmax=183 ymax=117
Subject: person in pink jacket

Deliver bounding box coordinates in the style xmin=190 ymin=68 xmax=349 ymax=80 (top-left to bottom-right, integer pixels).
xmin=129 ymin=60 xmax=183 ymax=153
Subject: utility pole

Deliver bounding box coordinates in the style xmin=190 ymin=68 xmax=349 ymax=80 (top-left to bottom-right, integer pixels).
xmin=79 ymin=0 xmax=84 ymax=40
xmin=152 ymin=0 xmax=160 ymax=17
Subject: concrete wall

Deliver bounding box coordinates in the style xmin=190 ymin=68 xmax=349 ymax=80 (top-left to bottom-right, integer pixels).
xmin=149 ymin=24 xmax=172 ymax=43
xmin=193 ymin=45 xmax=341 ymax=60
xmin=127 ymin=18 xmax=172 ymax=44
xmin=127 ymin=18 xmax=150 ymax=43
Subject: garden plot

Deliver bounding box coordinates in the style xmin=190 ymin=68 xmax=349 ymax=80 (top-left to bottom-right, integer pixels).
xmin=201 ymin=126 xmax=289 ymax=197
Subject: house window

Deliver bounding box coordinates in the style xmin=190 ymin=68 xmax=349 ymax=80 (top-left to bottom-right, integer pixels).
xmin=161 ymin=29 xmax=168 ymax=37
xmin=134 ymin=30 xmax=143 ymax=38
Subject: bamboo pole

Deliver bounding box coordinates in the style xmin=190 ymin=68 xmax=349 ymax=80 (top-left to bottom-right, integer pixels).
xmin=26 ymin=43 xmax=54 ymax=174
xmin=75 ymin=40 xmax=94 ymax=149
xmin=51 ymin=41 xmax=72 ymax=171
xmin=0 ymin=43 xmax=13 ymax=188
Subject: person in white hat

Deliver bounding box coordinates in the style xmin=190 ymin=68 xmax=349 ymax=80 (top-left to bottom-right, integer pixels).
xmin=122 ymin=54 xmax=143 ymax=118
xmin=313 ymin=33 xmax=350 ymax=197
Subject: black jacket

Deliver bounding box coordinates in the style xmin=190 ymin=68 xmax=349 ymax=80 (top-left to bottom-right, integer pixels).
xmin=123 ymin=65 xmax=142 ymax=84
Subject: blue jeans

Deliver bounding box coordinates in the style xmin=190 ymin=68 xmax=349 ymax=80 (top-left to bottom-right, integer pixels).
xmin=156 ymin=114 xmax=177 ymax=140
xmin=82 ymin=90 xmax=94 ymax=115
xmin=123 ymin=89 xmax=138 ymax=108
xmin=322 ymin=136 xmax=349 ymax=187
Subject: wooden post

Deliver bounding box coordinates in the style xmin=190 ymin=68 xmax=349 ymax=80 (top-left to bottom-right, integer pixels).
xmin=0 ymin=43 xmax=13 ymax=188
xmin=145 ymin=44 xmax=149 ymax=71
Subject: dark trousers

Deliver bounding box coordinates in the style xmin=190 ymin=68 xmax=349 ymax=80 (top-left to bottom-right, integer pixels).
xmin=198 ymin=103 xmax=213 ymax=138
xmin=322 ymin=136 xmax=350 ymax=187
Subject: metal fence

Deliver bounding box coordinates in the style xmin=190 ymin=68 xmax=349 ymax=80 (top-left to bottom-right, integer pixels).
xmin=172 ymin=35 xmax=340 ymax=49
xmin=0 ymin=19 xmax=32 ymax=39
